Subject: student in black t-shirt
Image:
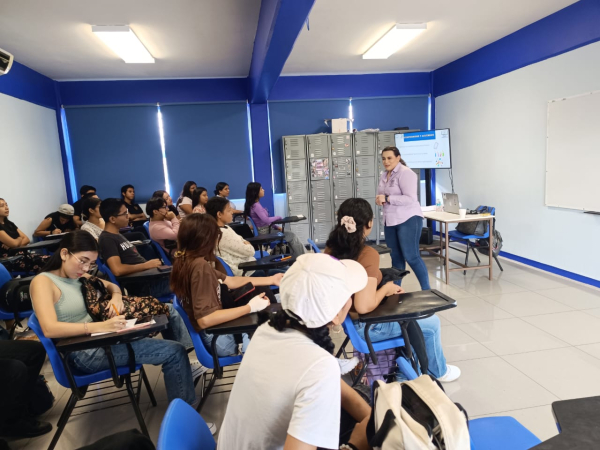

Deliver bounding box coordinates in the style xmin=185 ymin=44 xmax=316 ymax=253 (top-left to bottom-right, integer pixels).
xmin=33 ymin=204 xmax=77 ymax=238
xmin=72 ymin=185 xmax=97 ymax=227
xmin=98 ymin=198 xmax=168 ymax=297
xmin=121 ymin=185 xmax=147 ymax=225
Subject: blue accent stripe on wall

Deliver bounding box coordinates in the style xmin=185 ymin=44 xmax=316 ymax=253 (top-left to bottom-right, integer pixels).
xmin=433 ymin=0 xmax=600 ymax=97
xmin=249 ymin=103 xmax=275 ymax=211
xmin=58 ymin=78 xmax=248 ymax=106
xmin=0 ymin=61 xmax=57 ymax=109
xmin=271 ymin=72 xmax=430 ymax=101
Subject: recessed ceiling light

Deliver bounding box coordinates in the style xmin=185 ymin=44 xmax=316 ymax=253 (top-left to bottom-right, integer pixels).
xmin=92 ymin=25 xmax=155 ymax=63
xmin=362 ymin=23 xmax=427 ymax=59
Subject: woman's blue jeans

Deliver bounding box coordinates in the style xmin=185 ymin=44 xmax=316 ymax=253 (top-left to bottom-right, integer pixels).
xmin=384 ymin=215 xmax=431 ymax=290
xmin=69 ymin=304 xmax=196 ymax=404
xmin=201 ymin=332 xmax=250 ymax=357
xmin=353 ymin=315 xmax=447 ymax=379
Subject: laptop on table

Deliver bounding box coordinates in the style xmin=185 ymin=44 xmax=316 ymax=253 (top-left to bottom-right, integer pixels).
xmin=442 ymin=193 xmax=460 ymax=214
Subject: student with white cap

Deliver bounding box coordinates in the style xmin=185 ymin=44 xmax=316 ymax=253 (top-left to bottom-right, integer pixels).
xmin=218 ymin=253 xmax=372 ymax=450
xmin=33 ymin=204 xmax=77 ymax=238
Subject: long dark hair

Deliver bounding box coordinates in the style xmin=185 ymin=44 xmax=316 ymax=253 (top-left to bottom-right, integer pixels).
xmin=244 ymin=182 xmax=261 ymax=218
xmin=191 ymin=186 xmax=207 ymax=209
xmin=170 ymin=214 xmax=223 ymax=300
xmin=258 ymin=310 xmax=334 ymax=354
xmin=325 ymin=198 xmax=373 ymax=261
xmin=81 ymin=197 xmax=101 ymax=221
xmin=41 ymin=231 xmax=98 ymax=272
xmin=214 ymin=182 xmax=228 ymax=197
xmin=176 ymin=181 xmax=197 ymax=208
xmin=382 ymin=146 xmax=407 ymax=167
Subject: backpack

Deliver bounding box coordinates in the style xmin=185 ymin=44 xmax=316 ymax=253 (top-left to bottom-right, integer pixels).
xmin=0 ymin=276 xmax=34 ymax=316
xmin=455 ymin=206 xmax=492 ymax=236
xmin=367 ymin=376 xmax=470 ymax=450
xmin=476 ymin=229 xmax=503 ymax=257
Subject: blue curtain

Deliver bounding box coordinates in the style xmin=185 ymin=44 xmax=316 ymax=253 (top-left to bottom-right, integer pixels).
xmin=160 ymin=103 xmax=252 ymax=200
xmin=352 ymin=96 xmax=429 ymax=132
xmin=268 ymin=99 xmax=350 ymax=193
xmin=64 ymin=106 xmax=164 ymax=202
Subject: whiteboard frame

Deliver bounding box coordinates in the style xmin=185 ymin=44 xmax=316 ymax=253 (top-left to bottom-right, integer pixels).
xmin=545 ymin=89 xmax=600 ymax=212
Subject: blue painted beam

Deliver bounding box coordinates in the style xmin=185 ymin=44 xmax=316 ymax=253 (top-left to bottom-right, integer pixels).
xmin=433 ymin=0 xmax=600 ymax=97
xmin=249 ymin=103 xmax=274 ymax=212
xmin=248 ymin=0 xmax=316 ymax=103
xmin=0 ymin=61 xmax=57 ymax=109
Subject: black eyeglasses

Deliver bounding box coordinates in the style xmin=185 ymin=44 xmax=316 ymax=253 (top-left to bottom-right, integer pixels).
xmin=115 ymin=210 xmax=130 ymax=217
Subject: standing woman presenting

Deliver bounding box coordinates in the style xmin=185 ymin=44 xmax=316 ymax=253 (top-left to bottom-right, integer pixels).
xmin=376 ymin=146 xmax=430 ymax=290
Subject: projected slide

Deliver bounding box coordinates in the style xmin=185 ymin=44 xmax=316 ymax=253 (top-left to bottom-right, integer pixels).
xmin=394 ymin=129 xmax=451 ymax=169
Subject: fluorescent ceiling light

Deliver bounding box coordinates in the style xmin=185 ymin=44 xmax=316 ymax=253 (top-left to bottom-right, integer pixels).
xmin=92 ymin=25 xmax=154 ymax=63
xmin=362 ymin=23 xmax=427 ymax=59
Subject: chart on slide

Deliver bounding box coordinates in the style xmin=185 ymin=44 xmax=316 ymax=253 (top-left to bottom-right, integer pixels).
xmin=394 ymin=129 xmax=452 ymax=169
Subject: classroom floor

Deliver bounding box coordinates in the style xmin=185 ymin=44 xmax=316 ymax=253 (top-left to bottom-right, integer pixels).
xmin=6 ymin=247 xmax=600 ymax=449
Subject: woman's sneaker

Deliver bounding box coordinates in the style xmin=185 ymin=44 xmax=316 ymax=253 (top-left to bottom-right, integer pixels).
xmin=190 ymin=358 xmax=208 ymax=380
xmin=338 ymin=357 xmax=360 ymax=375
xmin=437 ymin=365 xmax=461 ymax=383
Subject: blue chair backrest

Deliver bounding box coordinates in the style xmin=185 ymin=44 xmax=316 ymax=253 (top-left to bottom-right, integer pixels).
xmin=0 ymin=264 xmax=12 ymax=290
xmin=28 ymin=313 xmax=71 ymax=388
xmin=246 ymin=216 xmax=259 ymax=237
xmin=158 ymin=398 xmax=216 ymax=450
xmin=96 ymin=258 xmax=118 ymax=284
xmin=307 ymin=239 xmax=321 ymax=253
xmin=341 ymin=315 xmax=370 ymax=355
xmin=144 ymin=221 xmax=173 ymax=266
xmin=215 ymin=256 xmax=234 ymax=277
xmin=172 ymin=297 xmax=216 ymax=369
xmin=143 ymin=221 xmax=150 ymax=235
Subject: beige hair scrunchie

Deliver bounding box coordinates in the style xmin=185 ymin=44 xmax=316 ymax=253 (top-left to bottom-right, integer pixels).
xmin=340 ymin=216 xmax=357 ymax=233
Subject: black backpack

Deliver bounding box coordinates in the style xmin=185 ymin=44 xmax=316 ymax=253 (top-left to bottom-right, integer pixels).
xmin=455 ymin=206 xmax=492 ymax=236
xmin=0 ymin=276 xmax=34 ymax=316
xmin=476 ymin=229 xmax=503 ymax=257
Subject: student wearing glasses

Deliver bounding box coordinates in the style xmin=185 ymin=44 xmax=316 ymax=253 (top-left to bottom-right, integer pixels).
xmin=152 ymin=189 xmax=179 ymax=216
xmin=147 ymin=196 xmax=180 ymax=252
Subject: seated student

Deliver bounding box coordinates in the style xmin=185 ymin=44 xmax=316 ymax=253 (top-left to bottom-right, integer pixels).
xmin=147 ymin=196 xmax=179 ymax=252
xmin=214 ymin=181 xmax=243 ymax=215
xmin=29 ymin=231 xmax=200 ymax=408
xmin=170 ymin=214 xmax=282 ymax=356
xmin=152 ymin=189 xmax=178 ymax=216
xmin=72 ymin=185 xmax=97 ymax=227
xmin=121 ymin=185 xmax=147 ymax=226
xmin=191 ymin=186 xmax=208 ymax=214
xmin=98 ymin=198 xmax=167 ymax=298
xmin=176 ymin=181 xmax=196 ymax=218
xmin=33 ymin=204 xmax=77 ymax=238
xmin=0 ymin=198 xmax=50 ymax=274
xmin=245 ymin=182 xmax=306 ymax=256
xmin=218 ymin=253 xmax=371 ymax=450
xmin=326 ymin=198 xmax=460 ymax=382
xmin=80 ymin=196 xmax=104 ymax=241
xmin=0 ymin=339 xmax=52 ymax=439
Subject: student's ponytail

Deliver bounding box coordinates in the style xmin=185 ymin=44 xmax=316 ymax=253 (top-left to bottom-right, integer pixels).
xmin=325 ymin=198 xmax=374 ymax=261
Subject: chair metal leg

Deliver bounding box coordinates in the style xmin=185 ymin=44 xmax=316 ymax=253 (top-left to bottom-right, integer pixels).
xmin=464 ymin=244 xmax=470 ymax=275
xmin=335 ymin=336 xmax=350 ymax=358
xmin=140 ymin=367 xmax=157 ymax=407
xmin=494 ymin=255 xmax=504 ymax=271
xmin=48 ymin=392 xmax=78 ymax=450
xmin=125 ymin=375 xmax=150 ymax=437
xmin=472 ymin=243 xmax=481 ymax=263
xmin=197 ymin=373 xmax=217 ymax=413
xmin=351 ymin=354 xmax=369 ymax=387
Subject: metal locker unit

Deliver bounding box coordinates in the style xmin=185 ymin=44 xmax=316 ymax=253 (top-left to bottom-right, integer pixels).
xmin=377 ymin=130 xmax=420 ymax=172
xmin=355 ymin=177 xmax=377 ymax=198
xmin=334 ymin=199 xmax=344 ymax=216
xmin=332 ymin=157 xmax=353 ymax=179
xmin=307 ymin=134 xmax=330 ymax=158
xmin=309 ymin=157 xmax=330 ymax=181
xmin=288 ymin=202 xmax=309 ymax=218
xmin=332 ymin=178 xmax=353 ymax=201
xmin=285 ymin=159 xmax=307 ymax=182
xmin=290 ymin=223 xmax=311 ymax=245
xmin=330 ymin=133 xmax=353 ymax=157
xmin=355 ymin=156 xmax=376 ymax=178
xmin=354 ymin=132 xmax=376 ymax=156
xmin=283 ymin=135 xmax=306 ymax=160
xmin=310 ymin=180 xmax=332 ymax=202
xmin=312 ymin=221 xmax=333 ymax=244
xmin=364 ymin=198 xmax=378 ymax=242
xmin=287 ymin=180 xmax=309 ymax=204
xmin=312 ymin=201 xmax=334 ymax=224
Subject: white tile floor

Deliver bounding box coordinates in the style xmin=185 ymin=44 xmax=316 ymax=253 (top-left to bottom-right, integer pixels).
xmin=6 ymin=248 xmax=600 ymax=448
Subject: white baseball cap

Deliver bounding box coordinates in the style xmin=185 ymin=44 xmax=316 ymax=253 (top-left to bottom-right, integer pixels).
xmin=58 ymin=204 xmax=74 ymax=216
xmin=280 ymin=253 xmax=368 ymax=328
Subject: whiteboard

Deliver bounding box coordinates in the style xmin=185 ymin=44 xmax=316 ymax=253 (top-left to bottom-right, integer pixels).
xmin=546 ymin=91 xmax=600 ymax=212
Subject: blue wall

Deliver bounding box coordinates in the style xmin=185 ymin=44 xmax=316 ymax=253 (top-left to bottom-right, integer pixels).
xmin=0 ymin=61 xmax=57 ymax=109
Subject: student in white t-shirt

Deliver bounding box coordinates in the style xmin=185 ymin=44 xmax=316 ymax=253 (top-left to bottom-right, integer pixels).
xmin=176 ymin=180 xmax=196 ymax=217
xmin=218 ymin=253 xmax=371 ymax=450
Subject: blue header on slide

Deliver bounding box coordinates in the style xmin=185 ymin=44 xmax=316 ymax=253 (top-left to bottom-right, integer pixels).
xmin=403 ymin=131 xmax=435 ymax=141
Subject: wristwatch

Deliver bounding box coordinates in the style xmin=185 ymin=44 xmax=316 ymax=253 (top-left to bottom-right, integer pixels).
xmin=385 ymin=195 xmax=389 ymax=204
xmin=340 ymin=444 xmax=359 ymax=450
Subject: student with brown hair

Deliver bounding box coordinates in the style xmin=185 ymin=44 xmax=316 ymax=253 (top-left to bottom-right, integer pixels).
xmin=170 ymin=214 xmax=282 ymax=356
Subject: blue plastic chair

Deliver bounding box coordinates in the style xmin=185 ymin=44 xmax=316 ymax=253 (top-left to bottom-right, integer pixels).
xmin=143 ymin=221 xmax=172 ymax=266
xmin=448 ymin=206 xmax=503 ymax=275
xmin=158 ymin=398 xmax=216 ymax=450
xmin=172 ymin=297 xmax=242 ymax=412
xmin=216 ymin=256 xmax=281 ymax=292
xmin=246 ymin=216 xmax=259 ymax=237
xmin=28 ymin=313 xmax=156 ymax=450
xmin=0 ymin=264 xmax=34 ymax=335
xmin=469 ymin=416 xmax=541 ymax=449
xmin=307 ymin=239 xmax=320 ymax=253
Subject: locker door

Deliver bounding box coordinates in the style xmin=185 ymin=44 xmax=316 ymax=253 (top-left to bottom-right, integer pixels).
xmin=377 ymin=131 xmax=397 ymax=154
xmin=331 ymin=133 xmax=353 ymax=157
xmin=312 ymin=222 xmax=333 ymax=244
xmin=332 ymin=178 xmax=353 ymax=200
xmin=355 ymin=178 xmax=377 ymax=198
xmin=307 ymin=134 xmax=330 ymax=158
xmin=288 ymin=202 xmax=309 ymax=218
xmin=283 ymin=135 xmax=306 ymax=160
xmin=355 ymin=156 xmax=376 ymax=178
xmin=285 ymin=159 xmax=307 ymax=181
xmin=311 ymin=202 xmax=334 ymax=223
xmin=309 ymin=158 xmax=330 ymax=180
xmin=334 ymin=199 xmax=344 ymax=217
xmin=354 ymin=132 xmax=376 ymax=156
xmin=290 ymin=223 xmax=311 ymax=244
xmin=287 ymin=181 xmax=308 ymax=204
xmin=310 ymin=180 xmax=332 ymax=202
xmin=332 ymin=157 xmax=353 ymax=179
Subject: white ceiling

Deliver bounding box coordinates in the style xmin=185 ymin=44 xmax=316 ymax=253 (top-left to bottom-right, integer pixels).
xmin=282 ymin=0 xmax=578 ymax=75
xmin=0 ymin=0 xmax=261 ymax=80
xmin=0 ymin=0 xmax=578 ymax=81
